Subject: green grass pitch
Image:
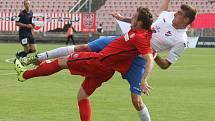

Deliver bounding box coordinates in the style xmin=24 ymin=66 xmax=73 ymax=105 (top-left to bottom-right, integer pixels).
xmin=0 ymin=43 xmax=215 ymax=121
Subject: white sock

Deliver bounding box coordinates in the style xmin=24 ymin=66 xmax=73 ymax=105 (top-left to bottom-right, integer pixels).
xmin=138 ymin=106 xmax=151 ymax=121
xmin=37 ymin=45 xmax=75 ymax=61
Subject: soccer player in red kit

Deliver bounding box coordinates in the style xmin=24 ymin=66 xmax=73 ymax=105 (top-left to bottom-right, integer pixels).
xmin=14 ymin=7 xmax=154 ymax=121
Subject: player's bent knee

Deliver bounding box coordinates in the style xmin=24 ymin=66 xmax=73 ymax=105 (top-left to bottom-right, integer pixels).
xmin=77 ymin=87 xmax=89 ymax=101
xmin=58 ymin=57 xmax=68 ymax=68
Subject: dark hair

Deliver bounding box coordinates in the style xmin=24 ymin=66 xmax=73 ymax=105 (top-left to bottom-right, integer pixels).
xmin=24 ymin=0 xmax=30 ymax=4
xmin=136 ymin=7 xmax=153 ymax=30
xmin=181 ymin=4 xmax=197 ymax=24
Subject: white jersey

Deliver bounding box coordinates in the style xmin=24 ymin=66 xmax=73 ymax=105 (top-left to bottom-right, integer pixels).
xmin=151 ymin=11 xmax=188 ymax=64
xmin=117 ymin=11 xmax=188 ymax=64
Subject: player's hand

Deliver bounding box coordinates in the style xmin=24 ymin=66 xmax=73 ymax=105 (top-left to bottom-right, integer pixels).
xmin=140 ymin=81 xmax=152 ymax=96
xmin=153 ymin=50 xmax=158 ymax=59
xmin=26 ymin=24 xmax=33 ymax=29
xmin=110 ymin=12 xmax=124 ymax=21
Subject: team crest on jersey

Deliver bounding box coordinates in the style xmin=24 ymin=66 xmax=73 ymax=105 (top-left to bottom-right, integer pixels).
xmin=124 ymin=33 xmax=129 ymax=41
xmin=124 ymin=32 xmax=135 ymax=41
xmin=165 ymin=31 xmax=172 ymax=36
xmin=72 ymin=53 xmax=79 ymax=58
xmin=130 ymin=33 xmax=135 ymax=38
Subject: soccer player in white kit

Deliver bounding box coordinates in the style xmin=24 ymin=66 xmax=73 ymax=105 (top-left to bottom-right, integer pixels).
xmin=115 ymin=2 xmax=196 ymax=121
xmin=17 ymin=1 xmax=197 ymax=121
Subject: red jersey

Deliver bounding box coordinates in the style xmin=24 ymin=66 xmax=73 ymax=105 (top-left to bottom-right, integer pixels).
xmin=99 ymin=29 xmax=152 ymax=73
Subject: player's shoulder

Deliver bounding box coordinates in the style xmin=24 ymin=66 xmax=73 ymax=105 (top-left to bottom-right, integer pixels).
xmin=29 ymin=10 xmax=33 ymax=14
xmin=128 ymin=30 xmax=151 ymax=43
xmin=19 ymin=10 xmax=26 ymax=15
xmin=129 ymin=31 xmax=144 ymax=40
xmin=135 ymin=30 xmax=151 ymax=38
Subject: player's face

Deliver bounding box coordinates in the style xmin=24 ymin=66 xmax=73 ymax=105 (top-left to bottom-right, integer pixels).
xmin=24 ymin=0 xmax=31 ymax=10
xmin=173 ymin=9 xmax=189 ymax=27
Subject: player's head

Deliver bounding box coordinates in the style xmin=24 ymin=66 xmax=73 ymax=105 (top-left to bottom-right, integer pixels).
xmin=173 ymin=4 xmax=197 ymax=28
xmin=131 ymin=7 xmax=153 ymax=30
xmin=24 ymin=0 xmax=31 ymax=11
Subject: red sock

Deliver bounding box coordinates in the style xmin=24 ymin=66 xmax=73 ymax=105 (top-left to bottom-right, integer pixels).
xmin=78 ymin=98 xmax=91 ymax=121
xmin=23 ymin=59 xmax=62 ymax=79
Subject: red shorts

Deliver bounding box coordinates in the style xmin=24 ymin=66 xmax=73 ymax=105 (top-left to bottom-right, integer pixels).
xmin=67 ymin=52 xmax=115 ymax=96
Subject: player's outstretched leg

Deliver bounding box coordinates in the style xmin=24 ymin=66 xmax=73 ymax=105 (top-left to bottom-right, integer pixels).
xmin=19 ymin=45 xmax=76 ymax=65
xmin=14 ymin=59 xmax=63 ymax=81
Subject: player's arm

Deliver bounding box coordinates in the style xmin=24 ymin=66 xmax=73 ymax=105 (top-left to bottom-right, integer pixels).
xmin=16 ymin=21 xmax=34 ymax=29
xmin=154 ymin=55 xmax=171 ymax=69
xmin=16 ymin=22 xmax=33 ymax=29
xmin=16 ymin=14 xmax=33 ymax=29
xmin=140 ymin=53 xmax=154 ymax=95
xmin=22 ymin=37 xmax=113 ymax=65
xmin=155 ymin=42 xmax=186 ymax=69
xmin=156 ymin=0 xmax=171 ymax=17
xmin=111 ymin=12 xmax=132 ymax=23
xmin=129 ymin=33 xmax=154 ymax=95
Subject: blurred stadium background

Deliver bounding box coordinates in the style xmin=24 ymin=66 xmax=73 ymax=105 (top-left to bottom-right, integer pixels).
xmin=0 ymin=0 xmax=215 ymax=121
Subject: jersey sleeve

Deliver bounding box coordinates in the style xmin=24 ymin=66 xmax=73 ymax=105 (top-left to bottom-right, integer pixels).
xmin=129 ymin=33 xmax=153 ymax=55
xmin=16 ymin=12 xmax=24 ymax=23
xmin=166 ymin=42 xmax=186 ymax=64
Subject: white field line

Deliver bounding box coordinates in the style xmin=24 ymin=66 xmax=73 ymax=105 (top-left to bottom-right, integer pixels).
xmin=5 ymin=57 xmax=15 ymax=64
xmin=0 ymin=73 xmax=16 ymax=76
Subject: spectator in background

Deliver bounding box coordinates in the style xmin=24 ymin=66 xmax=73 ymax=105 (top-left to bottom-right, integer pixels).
xmin=66 ymin=24 xmax=76 ymax=45
xmin=97 ymin=23 xmax=104 ymax=34
xmin=16 ymin=0 xmax=36 ymax=58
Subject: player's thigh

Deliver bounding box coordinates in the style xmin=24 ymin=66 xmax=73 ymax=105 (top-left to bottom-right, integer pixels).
xmin=122 ymin=56 xmax=146 ymax=95
xmin=81 ymin=74 xmax=114 ymax=96
xmin=19 ymin=35 xmax=36 ymax=52
xmin=19 ymin=36 xmax=28 ymax=45
xmin=28 ymin=35 xmax=36 ymax=45
xmin=58 ymin=56 xmax=69 ymax=69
